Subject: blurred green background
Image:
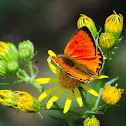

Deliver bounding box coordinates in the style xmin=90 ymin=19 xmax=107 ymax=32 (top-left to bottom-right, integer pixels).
xmin=0 ymin=0 xmax=126 ymax=126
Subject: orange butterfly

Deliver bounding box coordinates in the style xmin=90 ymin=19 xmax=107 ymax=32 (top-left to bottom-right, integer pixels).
xmin=52 ymin=26 xmax=104 ymax=82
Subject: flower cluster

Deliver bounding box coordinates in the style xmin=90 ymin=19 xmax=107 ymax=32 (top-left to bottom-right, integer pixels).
xmin=0 ymin=90 xmax=40 ymax=112
xmin=0 ymin=10 xmax=124 ymax=126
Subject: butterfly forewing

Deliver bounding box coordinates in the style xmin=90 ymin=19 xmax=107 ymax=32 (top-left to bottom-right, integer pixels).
xmin=64 ymin=26 xmax=96 ymax=59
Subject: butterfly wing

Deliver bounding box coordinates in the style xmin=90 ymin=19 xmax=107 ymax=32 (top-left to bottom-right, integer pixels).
xmin=64 ymin=26 xmax=96 ymax=59
xmin=76 ymin=48 xmax=104 ymax=76
xmin=52 ymin=26 xmax=104 ymax=81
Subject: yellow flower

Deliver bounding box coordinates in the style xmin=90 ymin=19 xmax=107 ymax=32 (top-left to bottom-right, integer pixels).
xmin=105 ymin=10 xmax=123 ymax=41
xmin=101 ymin=83 xmax=124 ymax=105
xmin=99 ymin=32 xmax=115 ymax=53
xmin=77 ymin=14 xmax=97 ymax=38
xmin=14 ymin=91 xmax=40 ymax=112
xmin=0 ymin=90 xmax=17 ymax=106
xmin=83 ymin=117 xmax=100 ymax=126
xmin=35 ymin=50 xmax=99 ymax=113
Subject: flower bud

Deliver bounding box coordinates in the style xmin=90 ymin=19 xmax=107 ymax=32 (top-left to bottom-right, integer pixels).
xmin=99 ymin=32 xmax=115 ymax=53
xmin=77 ymin=14 xmax=97 ymax=38
xmin=18 ymin=48 xmax=32 ymax=61
xmin=0 ymin=41 xmax=18 ymax=62
xmin=0 ymin=60 xmax=7 ymax=76
xmin=0 ymin=90 xmax=17 ymax=107
xmin=101 ymin=83 xmax=124 ymax=105
xmin=83 ymin=117 xmax=100 ymax=126
xmin=18 ymin=40 xmax=34 ymax=61
xmin=15 ymin=91 xmax=40 ymax=112
xmin=6 ymin=60 xmax=20 ymax=75
xmin=104 ymin=10 xmax=123 ymax=42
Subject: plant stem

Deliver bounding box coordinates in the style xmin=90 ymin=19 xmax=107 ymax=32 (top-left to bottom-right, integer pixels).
xmin=80 ymin=90 xmax=89 ymax=110
xmin=91 ymin=80 xmax=102 ymax=108
xmin=27 ymin=61 xmax=34 ymax=78
xmin=16 ymin=73 xmax=27 ymax=81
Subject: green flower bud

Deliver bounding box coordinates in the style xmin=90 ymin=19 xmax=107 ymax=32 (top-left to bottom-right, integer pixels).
xmin=18 ymin=48 xmax=32 ymax=61
xmin=6 ymin=61 xmax=20 ymax=74
xmin=77 ymin=14 xmax=97 ymax=38
xmin=0 ymin=60 xmax=7 ymax=76
xmin=18 ymin=40 xmax=34 ymax=61
xmin=0 ymin=41 xmax=18 ymax=62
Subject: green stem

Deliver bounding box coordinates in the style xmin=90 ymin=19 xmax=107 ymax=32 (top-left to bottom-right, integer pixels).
xmin=80 ymin=90 xmax=89 ymax=110
xmin=96 ymin=104 xmax=107 ymax=111
xmin=16 ymin=73 xmax=27 ymax=81
xmin=91 ymin=80 xmax=102 ymax=108
xmin=40 ymin=106 xmax=82 ymax=116
xmin=27 ymin=61 xmax=34 ymax=78
xmin=53 ymin=102 xmax=75 ymax=126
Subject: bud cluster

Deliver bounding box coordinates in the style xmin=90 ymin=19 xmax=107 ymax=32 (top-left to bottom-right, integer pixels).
xmin=0 ymin=40 xmax=34 ymax=76
xmin=99 ymin=10 xmax=123 ymax=54
xmin=77 ymin=10 xmax=123 ymax=55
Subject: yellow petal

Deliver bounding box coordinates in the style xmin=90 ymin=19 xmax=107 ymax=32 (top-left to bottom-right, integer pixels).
xmin=97 ymin=75 xmax=109 ymax=79
xmin=80 ymin=83 xmax=99 ymax=96
xmin=104 ymin=56 xmax=107 ymax=59
xmin=38 ymin=85 xmax=62 ymax=102
xmin=35 ymin=78 xmax=58 ymax=84
xmin=46 ymin=88 xmax=66 ymax=109
xmin=74 ymin=87 xmax=83 ymax=107
xmin=48 ymin=50 xmax=56 ymax=57
xmin=47 ymin=56 xmax=60 ymax=75
xmin=46 ymin=101 xmax=53 ymax=109
xmin=63 ymin=89 xmax=72 ymax=113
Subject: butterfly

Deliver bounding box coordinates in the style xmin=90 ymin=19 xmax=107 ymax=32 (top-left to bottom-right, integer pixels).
xmin=52 ymin=26 xmax=104 ymax=82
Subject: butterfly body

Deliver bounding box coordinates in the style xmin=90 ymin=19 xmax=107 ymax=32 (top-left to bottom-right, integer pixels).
xmin=52 ymin=26 xmax=104 ymax=82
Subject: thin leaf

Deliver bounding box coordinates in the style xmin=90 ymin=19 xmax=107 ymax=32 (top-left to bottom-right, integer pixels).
xmin=0 ymin=80 xmax=24 ymax=85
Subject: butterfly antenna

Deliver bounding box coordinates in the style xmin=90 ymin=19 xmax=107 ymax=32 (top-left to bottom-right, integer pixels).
xmin=34 ymin=59 xmax=46 ymax=64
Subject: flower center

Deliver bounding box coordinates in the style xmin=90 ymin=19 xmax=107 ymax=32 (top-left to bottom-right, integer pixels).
xmin=57 ymin=70 xmax=81 ymax=89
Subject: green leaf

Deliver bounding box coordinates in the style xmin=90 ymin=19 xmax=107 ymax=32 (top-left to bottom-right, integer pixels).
xmin=105 ymin=76 xmax=119 ymax=87
xmin=49 ymin=115 xmax=81 ymax=121
xmin=49 ymin=115 xmax=67 ymax=121
xmin=0 ymin=80 xmax=24 ymax=85
xmin=85 ymin=110 xmax=104 ymax=115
